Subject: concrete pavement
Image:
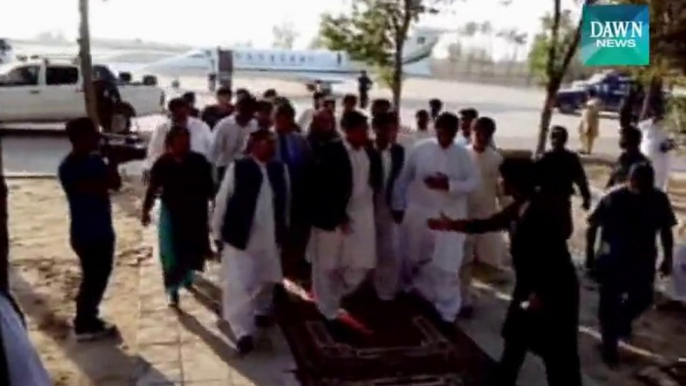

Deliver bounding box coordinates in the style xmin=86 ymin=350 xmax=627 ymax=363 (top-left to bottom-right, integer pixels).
xmin=134 ymin=235 xmax=298 ymax=386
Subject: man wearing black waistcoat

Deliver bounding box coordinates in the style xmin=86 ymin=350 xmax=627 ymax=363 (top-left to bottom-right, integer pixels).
xmin=309 ymin=110 xmax=382 ymax=325
xmin=371 ymin=111 xmax=406 ymax=301
xmin=212 ymin=129 xmax=289 ymax=355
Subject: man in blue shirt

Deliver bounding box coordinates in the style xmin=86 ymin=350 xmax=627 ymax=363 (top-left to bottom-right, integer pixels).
xmin=586 ymin=162 xmax=676 ymax=365
xmin=273 ymin=103 xmax=312 ymax=277
xmin=58 ymin=117 xmax=121 ymax=341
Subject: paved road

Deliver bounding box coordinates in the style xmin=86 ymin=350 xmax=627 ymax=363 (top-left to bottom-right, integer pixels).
xmin=0 ymin=76 xmax=626 ymax=175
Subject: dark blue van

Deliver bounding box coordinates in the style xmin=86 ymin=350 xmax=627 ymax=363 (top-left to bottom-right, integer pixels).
xmin=554 ymin=72 xmax=635 ymax=114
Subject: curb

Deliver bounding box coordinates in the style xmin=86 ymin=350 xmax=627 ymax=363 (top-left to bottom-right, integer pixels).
xmin=0 ymin=129 xmax=67 ymax=138
xmin=5 ymin=173 xmax=56 ymax=179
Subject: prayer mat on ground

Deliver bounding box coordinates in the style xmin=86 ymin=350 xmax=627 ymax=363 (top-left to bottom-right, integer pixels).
xmin=275 ymin=279 xmax=495 ymax=386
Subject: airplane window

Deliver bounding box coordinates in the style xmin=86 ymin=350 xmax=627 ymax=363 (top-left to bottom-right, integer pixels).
xmin=6 ymin=65 xmax=39 ymax=86
xmin=270 ymin=55 xmax=275 ymax=62
xmin=299 ymin=56 xmax=306 ymax=63
xmin=258 ymin=54 xmax=264 ymax=61
xmin=246 ymin=54 xmax=252 ymax=60
xmin=290 ymin=55 xmax=295 ymax=62
xmin=280 ymin=54 xmax=286 ymax=61
xmin=417 ymin=36 xmax=426 ymax=44
xmin=46 ymin=66 xmax=79 ymax=85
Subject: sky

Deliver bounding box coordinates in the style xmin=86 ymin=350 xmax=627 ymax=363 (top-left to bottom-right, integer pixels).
xmin=1 ymin=0 xmax=580 ymax=58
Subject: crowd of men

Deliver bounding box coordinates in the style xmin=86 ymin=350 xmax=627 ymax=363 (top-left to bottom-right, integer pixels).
xmin=1 ymin=79 xmax=681 ymax=385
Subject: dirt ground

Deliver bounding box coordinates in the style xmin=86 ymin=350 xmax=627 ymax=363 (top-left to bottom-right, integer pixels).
xmin=469 ymin=163 xmax=686 ymax=386
xmin=567 ymin=165 xmax=686 ymax=386
xmin=8 ymin=167 xmax=686 ymax=386
xmin=8 ymin=177 xmax=150 ymax=386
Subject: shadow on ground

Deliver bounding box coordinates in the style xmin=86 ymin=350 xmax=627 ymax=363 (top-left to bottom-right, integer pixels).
xmin=11 ymin=269 xmax=176 ymax=386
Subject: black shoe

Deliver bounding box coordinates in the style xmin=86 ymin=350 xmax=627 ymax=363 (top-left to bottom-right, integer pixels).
xmin=169 ymin=292 xmax=180 ymax=308
xmin=618 ymin=324 xmax=633 ymax=342
xmin=600 ymin=345 xmax=619 ymax=367
xmin=324 ymin=318 xmax=348 ymax=339
xmin=254 ymin=314 xmax=275 ymax=328
xmin=74 ymin=319 xmax=118 ymax=342
xmin=458 ymin=305 xmax=475 ymax=318
xmin=236 ymin=335 xmax=254 ymax=355
xmin=273 ymin=283 xmax=288 ymax=306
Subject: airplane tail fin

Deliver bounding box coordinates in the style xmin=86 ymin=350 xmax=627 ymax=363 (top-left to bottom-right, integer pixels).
xmin=401 ymin=26 xmax=451 ymax=76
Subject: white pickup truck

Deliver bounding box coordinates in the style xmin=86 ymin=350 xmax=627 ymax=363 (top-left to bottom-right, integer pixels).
xmin=0 ymin=60 xmax=165 ymax=122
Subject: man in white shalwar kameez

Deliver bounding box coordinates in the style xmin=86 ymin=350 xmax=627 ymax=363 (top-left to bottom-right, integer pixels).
xmin=212 ymin=130 xmax=290 ymax=355
xmin=371 ymin=112 xmax=406 ymax=300
xmin=639 ymin=110 xmax=674 ymax=191
xmin=210 ymin=96 xmax=259 ymax=187
xmin=392 ymin=112 xmax=480 ymax=323
xmin=144 ymin=98 xmax=213 ymax=177
xmin=462 ymin=117 xmax=506 ymax=315
xmin=308 ymin=111 xmax=382 ymax=323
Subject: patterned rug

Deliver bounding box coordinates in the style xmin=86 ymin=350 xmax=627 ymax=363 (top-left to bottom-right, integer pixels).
xmin=276 ymin=278 xmax=496 ymax=386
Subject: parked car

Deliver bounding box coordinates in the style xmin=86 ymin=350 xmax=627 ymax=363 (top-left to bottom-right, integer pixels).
xmin=0 ymin=60 xmax=165 ymax=122
xmin=554 ymin=72 xmax=636 ymax=114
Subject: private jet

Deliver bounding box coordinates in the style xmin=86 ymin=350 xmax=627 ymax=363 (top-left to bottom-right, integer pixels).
xmin=119 ymin=27 xmax=445 ymax=91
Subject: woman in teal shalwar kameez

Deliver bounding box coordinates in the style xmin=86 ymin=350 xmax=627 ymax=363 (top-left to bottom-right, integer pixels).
xmin=142 ymin=126 xmax=215 ymax=306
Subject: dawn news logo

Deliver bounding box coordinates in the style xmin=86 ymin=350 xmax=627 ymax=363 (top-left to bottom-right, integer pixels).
xmin=581 ymin=4 xmax=649 ymax=66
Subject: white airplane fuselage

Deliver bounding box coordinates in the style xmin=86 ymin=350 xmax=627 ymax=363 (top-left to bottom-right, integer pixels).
xmin=2 ymin=28 xmax=443 ymax=90
xmin=137 ymin=28 xmax=442 ymax=85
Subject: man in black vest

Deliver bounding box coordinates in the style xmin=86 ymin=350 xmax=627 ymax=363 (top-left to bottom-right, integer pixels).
xmin=211 ymin=129 xmax=289 ymax=355
xmin=309 ymin=110 xmax=382 ymax=325
xmin=371 ymin=112 xmax=405 ymax=301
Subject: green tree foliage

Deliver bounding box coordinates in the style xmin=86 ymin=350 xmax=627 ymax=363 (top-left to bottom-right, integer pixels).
xmin=318 ymin=0 xmax=453 ymax=109
xmin=613 ymin=0 xmax=686 ymax=120
xmin=497 ymin=28 xmax=527 ymax=61
xmin=534 ymin=0 xmax=596 ymax=155
xmin=527 ymin=9 xmax=590 ymax=85
xmin=614 ymin=0 xmax=686 ymax=73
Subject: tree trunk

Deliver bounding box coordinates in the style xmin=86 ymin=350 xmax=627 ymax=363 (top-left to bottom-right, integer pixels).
xmin=78 ymin=0 xmax=99 ymax=127
xmin=392 ymin=44 xmax=404 ymax=111
xmin=536 ymin=86 xmax=558 ymax=155
xmin=535 ymin=0 xmax=586 ymax=155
